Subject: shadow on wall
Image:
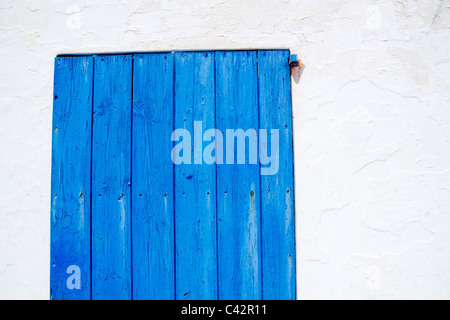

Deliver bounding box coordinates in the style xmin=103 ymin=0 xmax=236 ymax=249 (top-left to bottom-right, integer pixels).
xmin=291 ymin=62 xmax=305 ymax=84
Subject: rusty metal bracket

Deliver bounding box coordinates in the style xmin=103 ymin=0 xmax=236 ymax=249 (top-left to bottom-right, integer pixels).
xmin=289 ymin=54 xmax=305 ymax=82
xmin=289 ymin=54 xmax=299 ymax=66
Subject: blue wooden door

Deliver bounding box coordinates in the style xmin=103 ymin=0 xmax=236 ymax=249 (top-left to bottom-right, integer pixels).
xmin=51 ymin=50 xmax=296 ymax=300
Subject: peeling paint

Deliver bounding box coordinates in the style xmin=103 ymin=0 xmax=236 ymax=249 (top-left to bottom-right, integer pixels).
xmin=0 ymin=0 xmax=449 ymax=300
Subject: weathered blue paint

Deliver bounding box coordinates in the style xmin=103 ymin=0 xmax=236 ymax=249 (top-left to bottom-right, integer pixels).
xmin=51 ymin=50 xmax=296 ymax=301
xmin=258 ymin=50 xmax=296 ymax=300
xmin=132 ymin=53 xmax=175 ymax=300
xmin=289 ymin=54 xmax=299 ymax=66
xmin=174 ymin=52 xmax=217 ymax=300
xmin=51 ymin=56 xmax=93 ymax=300
xmin=216 ymin=51 xmax=262 ymax=300
xmin=92 ymin=55 xmax=133 ymax=300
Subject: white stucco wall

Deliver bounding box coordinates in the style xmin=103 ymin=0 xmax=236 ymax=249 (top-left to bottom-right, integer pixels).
xmin=0 ymin=0 xmax=449 ymax=300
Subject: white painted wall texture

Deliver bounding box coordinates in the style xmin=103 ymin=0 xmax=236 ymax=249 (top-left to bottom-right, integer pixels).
xmin=0 ymin=0 xmax=449 ymax=300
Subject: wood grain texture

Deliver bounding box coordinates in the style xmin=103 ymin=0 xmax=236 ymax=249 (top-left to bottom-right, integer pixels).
xmin=216 ymin=51 xmax=262 ymax=300
xmin=258 ymin=50 xmax=296 ymax=300
xmin=132 ymin=53 xmax=175 ymax=300
xmin=51 ymin=56 xmax=93 ymax=300
xmin=92 ymin=55 xmax=132 ymax=300
xmin=51 ymin=50 xmax=296 ymax=300
xmin=174 ymin=52 xmax=217 ymax=300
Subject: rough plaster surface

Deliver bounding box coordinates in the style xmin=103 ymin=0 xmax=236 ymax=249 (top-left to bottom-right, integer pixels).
xmin=0 ymin=0 xmax=449 ymax=300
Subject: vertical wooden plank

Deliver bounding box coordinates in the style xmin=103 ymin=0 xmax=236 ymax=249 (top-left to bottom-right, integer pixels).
xmin=258 ymin=50 xmax=296 ymax=300
xmin=51 ymin=56 xmax=93 ymax=300
xmin=174 ymin=52 xmax=217 ymax=300
xmin=92 ymin=55 xmax=132 ymax=300
xmin=132 ymin=53 xmax=175 ymax=300
xmin=216 ymin=51 xmax=262 ymax=300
